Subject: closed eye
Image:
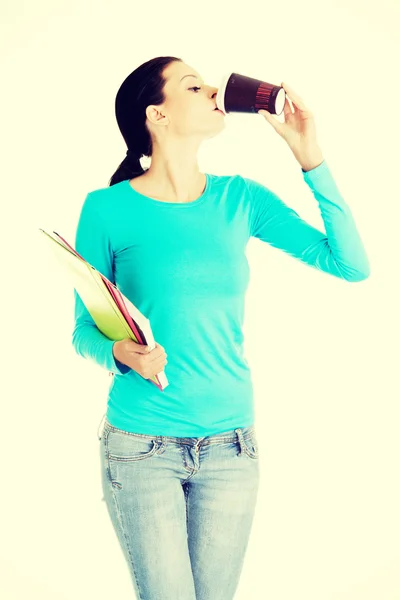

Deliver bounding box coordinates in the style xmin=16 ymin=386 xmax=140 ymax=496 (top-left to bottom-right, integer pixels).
xmin=189 ymin=86 xmax=202 ymax=92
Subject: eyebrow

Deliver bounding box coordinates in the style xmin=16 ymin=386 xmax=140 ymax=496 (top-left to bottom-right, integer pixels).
xmin=180 ymin=74 xmax=201 ymax=82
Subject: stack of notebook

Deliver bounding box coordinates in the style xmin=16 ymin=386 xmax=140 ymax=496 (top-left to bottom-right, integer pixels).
xmin=39 ymin=228 xmax=168 ymax=391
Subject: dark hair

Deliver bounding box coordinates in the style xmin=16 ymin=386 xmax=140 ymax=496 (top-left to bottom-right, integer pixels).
xmin=109 ymin=56 xmax=183 ymax=187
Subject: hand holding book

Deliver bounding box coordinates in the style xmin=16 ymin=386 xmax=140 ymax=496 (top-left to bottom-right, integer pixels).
xmin=113 ymin=340 xmax=168 ymax=380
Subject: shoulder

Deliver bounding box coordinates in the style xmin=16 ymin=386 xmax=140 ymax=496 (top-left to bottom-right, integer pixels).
xmin=209 ymin=172 xmax=271 ymax=199
xmin=87 ymin=179 xmax=127 ymax=199
xmin=82 ymin=180 xmax=127 ymax=212
xmin=208 ymin=172 xmax=251 ymax=193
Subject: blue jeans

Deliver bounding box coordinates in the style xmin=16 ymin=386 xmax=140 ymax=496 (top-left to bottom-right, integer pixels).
xmin=98 ymin=416 xmax=260 ymax=600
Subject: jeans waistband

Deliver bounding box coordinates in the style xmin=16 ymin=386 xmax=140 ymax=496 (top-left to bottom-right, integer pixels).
xmin=97 ymin=414 xmax=256 ymax=445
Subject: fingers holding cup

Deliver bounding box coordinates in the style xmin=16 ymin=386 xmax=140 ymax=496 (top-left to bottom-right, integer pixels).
xmin=281 ymin=82 xmax=311 ymax=114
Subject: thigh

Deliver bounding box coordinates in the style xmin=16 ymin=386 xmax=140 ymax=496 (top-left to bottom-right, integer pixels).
xmin=186 ymin=429 xmax=260 ymax=600
xmin=99 ymin=426 xmax=197 ymax=600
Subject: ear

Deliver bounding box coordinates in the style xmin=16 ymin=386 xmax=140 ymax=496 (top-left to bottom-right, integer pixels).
xmin=146 ymin=105 xmax=168 ymax=126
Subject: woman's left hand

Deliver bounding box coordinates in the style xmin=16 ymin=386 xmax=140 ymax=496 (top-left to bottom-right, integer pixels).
xmin=258 ymin=82 xmax=319 ymax=155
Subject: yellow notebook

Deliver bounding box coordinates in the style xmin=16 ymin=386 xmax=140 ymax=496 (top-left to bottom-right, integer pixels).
xmin=39 ymin=228 xmax=168 ymax=391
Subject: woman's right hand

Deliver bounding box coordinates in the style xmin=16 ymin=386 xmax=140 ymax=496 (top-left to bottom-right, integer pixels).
xmin=112 ymin=339 xmax=168 ymax=379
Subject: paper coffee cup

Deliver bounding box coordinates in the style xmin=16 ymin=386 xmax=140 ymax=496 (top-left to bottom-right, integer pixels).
xmin=216 ymin=72 xmax=286 ymax=116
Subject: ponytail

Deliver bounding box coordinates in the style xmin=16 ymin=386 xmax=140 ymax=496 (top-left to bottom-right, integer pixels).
xmin=109 ymin=148 xmax=146 ymax=186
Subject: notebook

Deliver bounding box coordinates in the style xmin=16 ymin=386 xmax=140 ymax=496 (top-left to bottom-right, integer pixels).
xmin=39 ymin=228 xmax=168 ymax=391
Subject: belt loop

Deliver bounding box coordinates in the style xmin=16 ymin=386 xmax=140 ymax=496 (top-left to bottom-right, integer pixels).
xmin=235 ymin=428 xmax=244 ymax=456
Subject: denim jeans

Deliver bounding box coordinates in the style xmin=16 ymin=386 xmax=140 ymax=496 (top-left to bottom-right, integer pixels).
xmin=98 ymin=416 xmax=260 ymax=600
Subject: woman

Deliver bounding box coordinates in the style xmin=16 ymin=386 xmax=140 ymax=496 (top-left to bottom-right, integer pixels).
xmin=72 ymin=56 xmax=370 ymax=599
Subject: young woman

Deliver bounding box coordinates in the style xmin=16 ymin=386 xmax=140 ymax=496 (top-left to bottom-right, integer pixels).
xmin=72 ymin=56 xmax=370 ymax=599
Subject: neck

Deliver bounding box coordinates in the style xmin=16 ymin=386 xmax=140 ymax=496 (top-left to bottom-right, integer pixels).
xmin=142 ymin=142 xmax=202 ymax=203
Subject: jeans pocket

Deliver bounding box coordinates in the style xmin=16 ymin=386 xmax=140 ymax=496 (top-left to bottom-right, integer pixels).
xmin=107 ymin=430 xmax=160 ymax=463
xmin=241 ymin=430 xmax=259 ymax=459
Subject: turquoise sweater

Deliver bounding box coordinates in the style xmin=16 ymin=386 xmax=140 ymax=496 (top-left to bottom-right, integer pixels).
xmin=72 ymin=161 xmax=370 ymax=436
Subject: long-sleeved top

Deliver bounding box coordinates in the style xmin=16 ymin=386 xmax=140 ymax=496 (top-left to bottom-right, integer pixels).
xmin=72 ymin=160 xmax=370 ymax=437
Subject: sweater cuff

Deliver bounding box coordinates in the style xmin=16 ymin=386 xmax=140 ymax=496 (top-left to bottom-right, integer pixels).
xmin=301 ymin=159 xmax=329 ymax=179
xmin=108 ymin=340 xmax=131 ymax=374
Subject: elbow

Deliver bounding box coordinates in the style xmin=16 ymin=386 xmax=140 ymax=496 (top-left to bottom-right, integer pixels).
xmin=328 ymin=251 xmax=370 ymax=283
xmin=349 ymin=259 xmax=371 ymax=282
xmin=346 ymin=268 xmax=371 ymax=282
xmin=334 ymin=254 xmax=371 ymax=282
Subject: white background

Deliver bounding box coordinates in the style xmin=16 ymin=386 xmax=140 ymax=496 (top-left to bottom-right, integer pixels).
xmin=1 ymin=0 xmax=399 ymax=598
